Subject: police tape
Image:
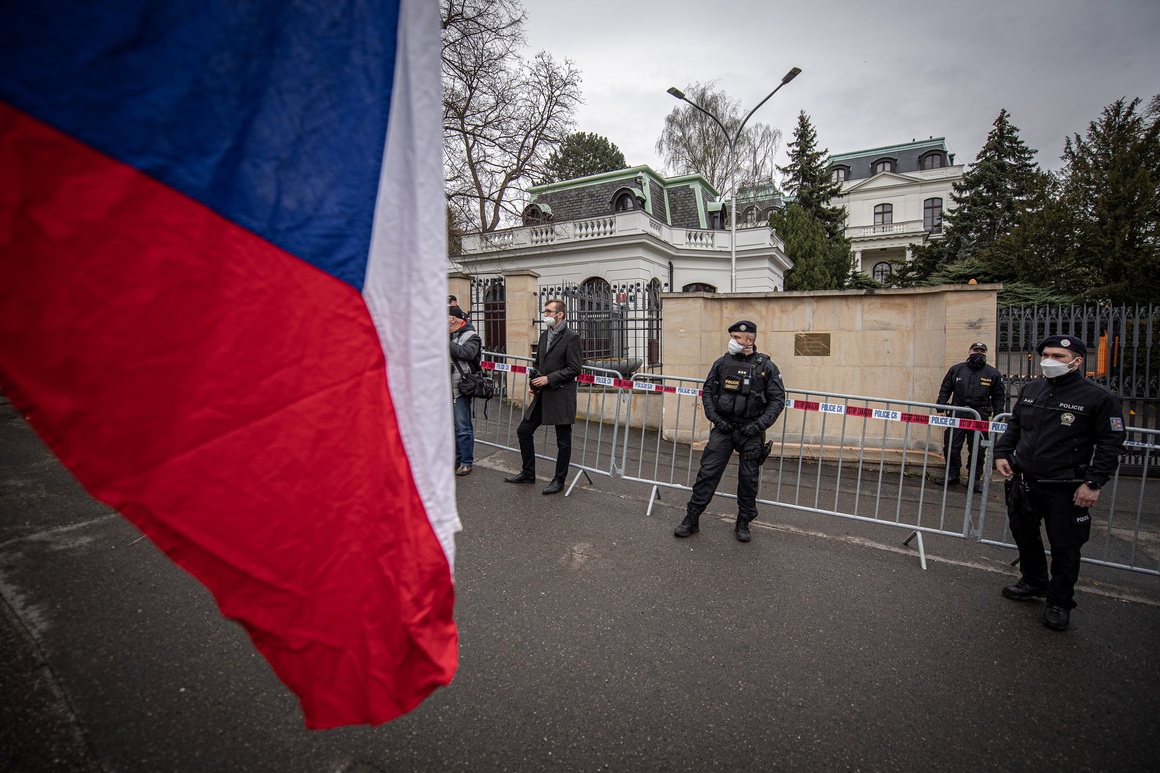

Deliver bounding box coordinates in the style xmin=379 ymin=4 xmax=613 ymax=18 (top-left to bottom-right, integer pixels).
xmin=481 ymin=361 xmax=693 ymax=393
xmin=784 ymin=398 xmax=1009 ymax=434
xmin=481 ymin=361 xmax=1159 ymax=448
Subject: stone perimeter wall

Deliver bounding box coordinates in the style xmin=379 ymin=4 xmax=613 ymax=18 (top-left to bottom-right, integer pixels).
xmin=449 ymin=272 xmax=999 ymax=454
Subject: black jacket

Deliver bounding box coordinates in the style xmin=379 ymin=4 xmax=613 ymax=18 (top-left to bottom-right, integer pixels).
xmin=701 ymin=351 xmax=786 ymax=429
xmin=993 ymin=371 xmax=1126 ymax=485
xmin=936 ymin=360 xmax=1005 ymax=418
xmin=525 ymin=324 xmax=583 ymax=426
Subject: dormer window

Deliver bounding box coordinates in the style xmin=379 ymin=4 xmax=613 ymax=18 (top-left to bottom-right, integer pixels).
xmin=872 ymin=158 xmax=895 ymax=174
xmin=831 ymin=165 xmax=850 ymax=182
xmin=919 ymin=150 xmax=946 ymax=170
xmin=522 ymin=203 xmax=552 ymax=225
xmin=614 ymin=191 xmax=636 ymax=212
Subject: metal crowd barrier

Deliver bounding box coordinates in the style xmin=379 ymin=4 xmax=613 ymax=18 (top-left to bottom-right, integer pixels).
xmin=619 ymin=373 xmax=991 ymax=568
xmin=977 ymin=415 xmax=1160 ymax=577
xmin=466 ymin=360 xmax=1159 ymax=577
xmin=475 ymin=355 xmax=630 ymax=495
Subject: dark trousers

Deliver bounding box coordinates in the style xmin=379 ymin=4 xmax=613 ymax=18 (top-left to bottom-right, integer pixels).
xmin=516 ymin=396 xmax=572 ymax=483
xmin=943 ymin=426 xmax=986 ymax=480
xmin=686 ymin=427 xmax=764 ymax=523
xmin=1008 ymin=482 xmax=1091 ymax=609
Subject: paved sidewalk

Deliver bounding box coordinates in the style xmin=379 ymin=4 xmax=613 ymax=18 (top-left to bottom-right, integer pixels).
xmin=3 ymin=402 xmax=1159 ymax=771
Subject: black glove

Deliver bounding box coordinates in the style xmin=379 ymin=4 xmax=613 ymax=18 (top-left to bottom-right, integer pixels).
xmin=741 ymin=422 xmax=763 ymax=437
xmin=714 ymin=418 xmax=735 ymax=433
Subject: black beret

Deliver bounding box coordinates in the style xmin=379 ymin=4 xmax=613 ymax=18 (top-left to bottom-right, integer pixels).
xmin=448 ymin=305 xmax=468 ymax=320
xmin=728 ymin=320 xmax=757 ymax=335
xmin=1037 ymin=335 xmax=1086 ymax=357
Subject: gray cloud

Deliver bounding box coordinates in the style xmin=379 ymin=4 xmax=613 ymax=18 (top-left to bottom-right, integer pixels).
xmin=522 ymin=0 xmax=1160 ymax=176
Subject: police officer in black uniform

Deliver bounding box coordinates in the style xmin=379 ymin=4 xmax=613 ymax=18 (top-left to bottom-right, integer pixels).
xmin=934 ymin=341 xmax=1006 ymax=486
xmin=993 ymin=335 xmax=1126 ymax=631
xmin=674 ymin=320 xmax=785 ymax=542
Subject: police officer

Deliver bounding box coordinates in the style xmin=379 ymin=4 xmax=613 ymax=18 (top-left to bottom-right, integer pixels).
xmin=674 ymin=320 xmax=785 ymax=542
xmin=993 ymin=335 xmax=1126 ymax=631
xmin=934 ymin=341 xmax=1006 ymax=486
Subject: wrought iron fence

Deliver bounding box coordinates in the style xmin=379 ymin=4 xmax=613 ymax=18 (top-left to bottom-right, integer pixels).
xmin=996 ymin=303 xmax=1159 ymax=435
xmin=468 ymin=275 xmax=506 ymax=354
xmin=538 ymin=279 xmax=663 ymax=372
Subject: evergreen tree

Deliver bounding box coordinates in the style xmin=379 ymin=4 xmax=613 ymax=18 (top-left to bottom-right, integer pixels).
xmin=778 ymin=111 xmax=846 ymax=237
xmin=980 ymin=170 xmax=1088 ymax=301
xmin=929 ymin=109 xmax=1039 ymax=268
xmin=543 ymin=132 xmax=628 ymax=183
xmin=772 ymin=204 xmax=839 ymax=291
xmin=1059 ymin=96 xmax=1160 ymax=303
xmin=775 ymin=111 xmax=853 ymax=288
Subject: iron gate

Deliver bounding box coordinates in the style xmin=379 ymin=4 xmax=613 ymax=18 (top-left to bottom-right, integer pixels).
xmin=538 ymin=279 xmax=662 ymax=372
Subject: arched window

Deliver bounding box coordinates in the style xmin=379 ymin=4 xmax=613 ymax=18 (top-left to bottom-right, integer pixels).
xmin=919 ymin=151 xmax=946 ymax=170
xmin=580 ymin=276 xmax=611 ymax=295
xmin=874 ymin=203 xmax=893 ymax=225
xmin=924 ymin=198 xmax=943 ymax=233
xmin=743 ymin=206 xmax=759 ymax=227
xmin=831 ymin=165 xmax=850 ymax=182
xmin=682 ymin=282 xmax=717 ymax=293
xmin=613 ymin=191 xmax=637 ymax=212
xmin=871 ymin=158 xmax=895 ymax=174
xmin=872 ymin=262 xmax=893 ymax=283
xmin=522 ymin=203 xmax=549 ymax=225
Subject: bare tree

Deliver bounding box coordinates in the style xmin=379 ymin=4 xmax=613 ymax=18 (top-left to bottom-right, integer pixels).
xmin=441 ymin=0 xmax=582 ymax=232
xmin=655 ymin=82 xmax=782 ymax=194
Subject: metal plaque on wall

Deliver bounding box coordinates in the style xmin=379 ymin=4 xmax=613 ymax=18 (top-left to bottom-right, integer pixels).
xmin=794 ymin=332 xmax=831 ymax=356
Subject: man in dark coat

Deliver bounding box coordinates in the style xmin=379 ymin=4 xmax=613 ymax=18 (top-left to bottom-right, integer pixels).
xmin=674 ymin=320 xmax=785 ymax=542
xmin=993 ymin=335 xmax=1126 ymax=631
xmin=504 ymin=298 xmax=583 ymax=495
xmin=933 ymin=341 xmax=1006 ymax=486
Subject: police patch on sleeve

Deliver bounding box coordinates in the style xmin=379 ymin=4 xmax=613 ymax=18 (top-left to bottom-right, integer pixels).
xmin=1110 ymin=416 xmax=1124 ymax=431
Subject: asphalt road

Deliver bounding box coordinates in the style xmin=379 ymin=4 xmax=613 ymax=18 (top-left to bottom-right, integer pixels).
xmin=3 ymin=400 xmax=1159 ymax=772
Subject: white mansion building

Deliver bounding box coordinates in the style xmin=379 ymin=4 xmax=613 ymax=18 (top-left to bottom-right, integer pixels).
xmin=830 ymin=138 xmax=963 ymax=283
xmin=452 ymin=137 xmax=964 ymax=291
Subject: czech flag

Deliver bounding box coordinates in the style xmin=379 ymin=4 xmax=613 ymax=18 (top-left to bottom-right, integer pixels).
xmin=0 ymin=0 xmax=459 ymax=728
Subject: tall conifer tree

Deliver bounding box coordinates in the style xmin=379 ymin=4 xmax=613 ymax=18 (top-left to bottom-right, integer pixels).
xmin=935 ymin=109 xmax=1039 ymax=264
xmin=776 ymin=111 xmax=852 ymax=288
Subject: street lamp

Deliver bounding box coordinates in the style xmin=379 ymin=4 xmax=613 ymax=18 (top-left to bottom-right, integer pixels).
xmin=667 ymin=67 xmax=801 ymax=293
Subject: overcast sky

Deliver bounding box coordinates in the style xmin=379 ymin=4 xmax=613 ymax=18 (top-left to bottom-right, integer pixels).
xmin=520 ymin=0 xmax=1159 ymax=178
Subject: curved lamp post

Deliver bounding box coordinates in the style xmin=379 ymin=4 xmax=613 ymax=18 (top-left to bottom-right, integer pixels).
xmin=667 ymin=67 xmax=801 ymax=293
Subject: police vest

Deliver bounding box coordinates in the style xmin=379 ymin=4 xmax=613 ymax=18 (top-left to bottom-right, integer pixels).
xmin=715 ymin=354 xmax=769 ymax=419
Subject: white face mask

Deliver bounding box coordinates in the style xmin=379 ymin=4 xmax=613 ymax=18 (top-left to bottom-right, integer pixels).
xmin=727 ymin=339 xmax=745 ymax=356
xmin=543 ymin=313 xmax=558 ymax=328
xmin=1040 ymin=358 xmax=1076 ymax=378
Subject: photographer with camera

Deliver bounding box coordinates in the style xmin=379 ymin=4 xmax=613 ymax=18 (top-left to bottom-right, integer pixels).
xmin=504 ymin=299 xmax=582 ymax=495
xmin=449 ymin=305 xmax=481 ymax=477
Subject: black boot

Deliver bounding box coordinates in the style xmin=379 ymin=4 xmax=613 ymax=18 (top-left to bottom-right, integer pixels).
xmin=735 ymin=517 xmax=751 ymax=542
xmin=674 ymin=511 xmax=700 ymax=538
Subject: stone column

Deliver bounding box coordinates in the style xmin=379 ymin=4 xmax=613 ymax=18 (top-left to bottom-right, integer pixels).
xmin=854 ymin=250 xmax=863 ymax=274
xmin=503 ymin=269 xmax=541 ymax=359
xmin=447 ymin=271 xmax=471 ymax=313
